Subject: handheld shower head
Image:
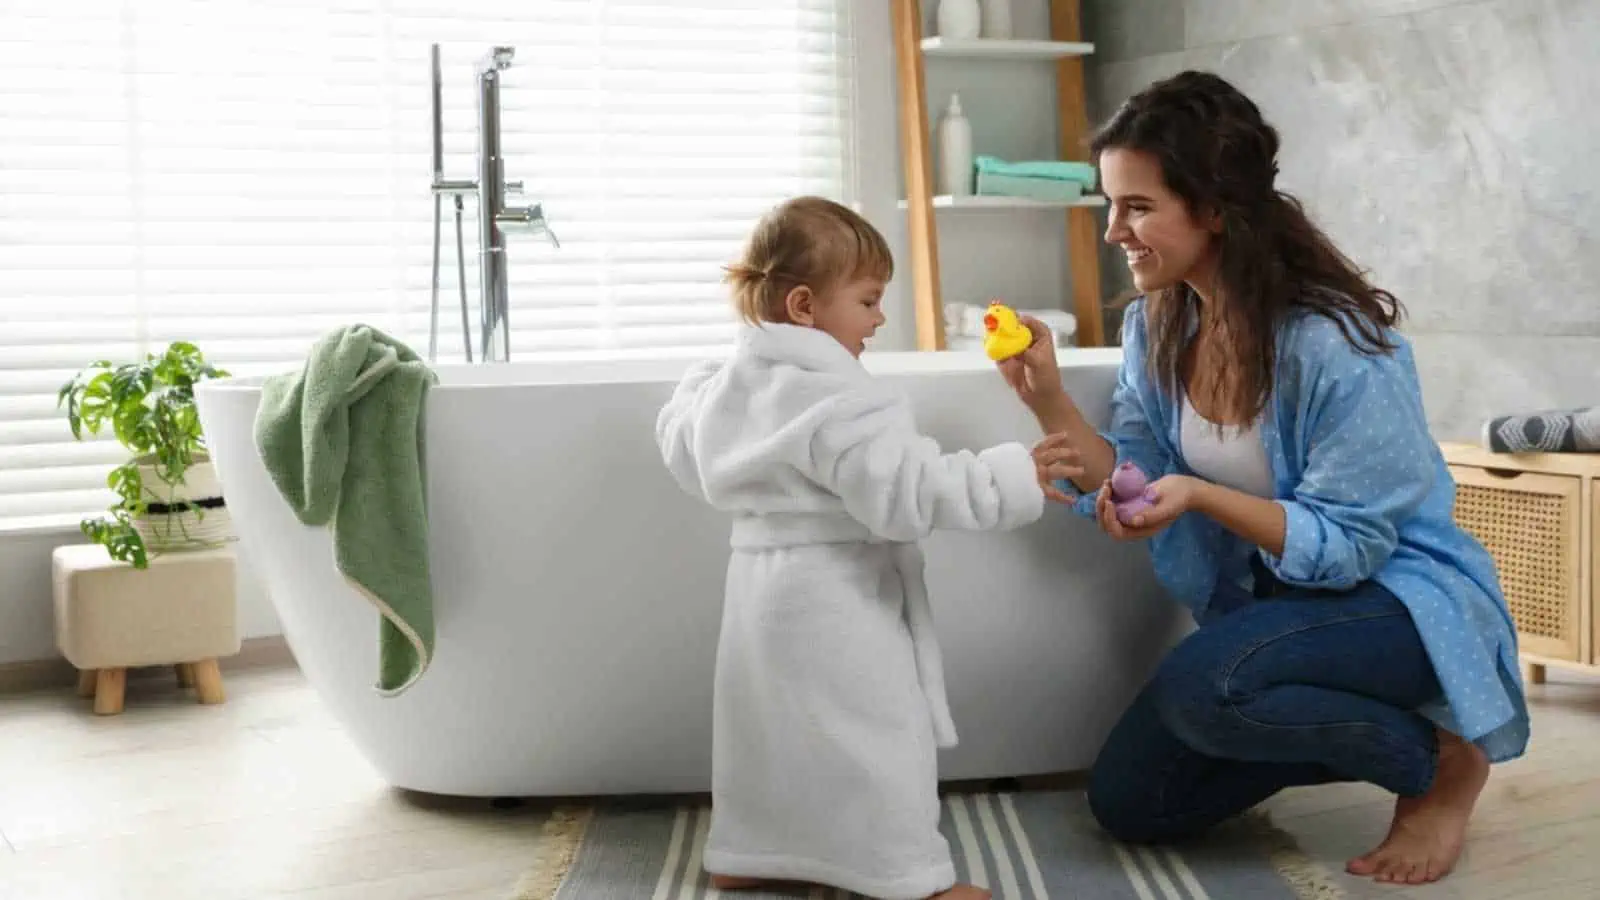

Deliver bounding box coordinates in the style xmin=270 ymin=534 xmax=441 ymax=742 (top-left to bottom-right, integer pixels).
xmin=479 ymin=46 xmax=515 ymax=75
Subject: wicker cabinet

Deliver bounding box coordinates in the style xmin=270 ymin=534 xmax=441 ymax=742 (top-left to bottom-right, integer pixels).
xmin=1439 ymin=442 xmax=1599 ymax=682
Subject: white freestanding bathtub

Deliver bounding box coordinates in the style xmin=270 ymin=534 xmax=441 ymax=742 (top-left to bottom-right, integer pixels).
xmin=194 ymin=346 xmax=1190 ymax=798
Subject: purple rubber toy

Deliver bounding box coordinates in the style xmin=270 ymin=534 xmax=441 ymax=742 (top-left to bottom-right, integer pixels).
xmin=1109 ymin=461 xmax=1157 ymax=526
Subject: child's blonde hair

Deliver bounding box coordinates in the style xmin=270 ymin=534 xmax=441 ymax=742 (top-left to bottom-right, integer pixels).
xmin=724 ymin=196 xmax=894 ymax=326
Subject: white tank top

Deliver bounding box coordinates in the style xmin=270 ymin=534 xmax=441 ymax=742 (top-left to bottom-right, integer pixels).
xmin=1179 ymin=395 xmax=1274 ymax=498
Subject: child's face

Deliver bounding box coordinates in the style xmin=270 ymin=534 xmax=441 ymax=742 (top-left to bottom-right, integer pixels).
xmin=811 ymin=275 xmax=886 ymax=357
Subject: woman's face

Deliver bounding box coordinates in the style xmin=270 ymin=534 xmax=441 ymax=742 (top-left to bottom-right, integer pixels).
xmin=1100 ymin=147 xmax=1218 ymax=297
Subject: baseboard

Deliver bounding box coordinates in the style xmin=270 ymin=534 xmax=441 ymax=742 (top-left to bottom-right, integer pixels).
xmin=0 ymin=635 xmax=297 ymax=695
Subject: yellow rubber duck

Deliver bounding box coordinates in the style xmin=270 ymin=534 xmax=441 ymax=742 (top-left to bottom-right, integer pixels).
xmin=982 ymin=301 xmax=1034 ymax=361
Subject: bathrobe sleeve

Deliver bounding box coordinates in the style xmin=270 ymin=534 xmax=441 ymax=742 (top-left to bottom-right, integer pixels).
xmin=1257 ymin=324 xmax=1435 ymax=590
xmin=805 ymin=387 xmax=1044 ymax=542
xmin=654 ymin=358 xmax=725 ymax=500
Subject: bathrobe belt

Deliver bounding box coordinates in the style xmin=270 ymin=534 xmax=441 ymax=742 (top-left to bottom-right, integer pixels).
xmin=730 ymin=516 xmax=959 ymax=749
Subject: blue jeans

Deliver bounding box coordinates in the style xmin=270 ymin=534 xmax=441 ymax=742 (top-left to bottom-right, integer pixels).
xmin=1086 ymin=560 xmax=1444 ymax=844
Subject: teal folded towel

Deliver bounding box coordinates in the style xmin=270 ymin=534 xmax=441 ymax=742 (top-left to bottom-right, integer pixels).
xmin=253 ymin=324 xmax=438 ymax=695
xmin=975 ymin=155 xmax=1097 ymax=189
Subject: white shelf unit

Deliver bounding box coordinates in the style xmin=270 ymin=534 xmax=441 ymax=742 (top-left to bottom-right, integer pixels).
xmin=897 ymin=194 xmax=1107 ymax=210
xmin=892 ymin=0 xmax=1105 ymax=350
xmin=919 ymin=37 xmax=1095 ymax=59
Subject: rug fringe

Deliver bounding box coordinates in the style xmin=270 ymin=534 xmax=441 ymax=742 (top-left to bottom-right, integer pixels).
xmin=507 ymin=805 xmax=595 ymax=900
xmin=1237 ymin=810 xmax=1349 ymax=900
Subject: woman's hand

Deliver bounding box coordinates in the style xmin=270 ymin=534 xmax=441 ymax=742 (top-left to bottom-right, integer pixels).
xmin=1094 ymin=474 xmax=1201 ymax=540
xmin=996 ymin=315 xmax=1065 ymax=411
xmin=996 ymin=313 xmax=1114 ymax=492
xmin=1031 ymin=433 xmax=1083 ymax=504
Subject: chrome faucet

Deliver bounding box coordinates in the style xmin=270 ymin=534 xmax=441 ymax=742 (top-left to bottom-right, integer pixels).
xmin=428 ymin=43 xmax=559 ymax=363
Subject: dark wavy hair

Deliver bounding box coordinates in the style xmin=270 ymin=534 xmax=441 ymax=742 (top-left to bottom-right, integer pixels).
xmin=1089 ymin=71 xmax=1403 ymax=425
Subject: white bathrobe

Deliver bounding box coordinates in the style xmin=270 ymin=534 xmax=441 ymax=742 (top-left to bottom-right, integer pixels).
xmin=656 ymin=323 xmax=1044 ymax=899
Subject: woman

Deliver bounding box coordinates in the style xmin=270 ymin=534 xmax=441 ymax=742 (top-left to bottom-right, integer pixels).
xmin=1005 ymin=71 xmax=1527 ymax=886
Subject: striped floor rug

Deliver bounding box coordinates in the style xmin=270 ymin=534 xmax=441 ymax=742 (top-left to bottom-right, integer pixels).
xmin=510 ymin=791 xmax=1346 ymax=900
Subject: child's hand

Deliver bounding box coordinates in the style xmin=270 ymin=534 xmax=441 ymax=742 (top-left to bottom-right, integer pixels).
xmin=1031 ymin=433 xmax=1082 ymax=503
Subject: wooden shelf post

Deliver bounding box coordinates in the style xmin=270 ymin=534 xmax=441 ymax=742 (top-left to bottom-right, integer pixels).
xmin=891 ymin=0 xmax=946 ymax=351
xmin=1051 ymin=0 xmax=1105 ymax=348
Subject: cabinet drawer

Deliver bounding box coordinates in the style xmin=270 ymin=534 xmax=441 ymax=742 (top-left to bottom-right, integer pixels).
xmin=1449 ymin=464 xmax=1583 ymax=662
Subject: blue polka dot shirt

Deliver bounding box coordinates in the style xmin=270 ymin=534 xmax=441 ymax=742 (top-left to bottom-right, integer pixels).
xmin=1059 ymin=297 xmax=1529 ymax=764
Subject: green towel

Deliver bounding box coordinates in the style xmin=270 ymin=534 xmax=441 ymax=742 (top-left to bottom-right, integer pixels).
xmin=975 ymin=155 xmax=1098 ymax=189
xmin=253 ymin=324 xmax=438 ymax=695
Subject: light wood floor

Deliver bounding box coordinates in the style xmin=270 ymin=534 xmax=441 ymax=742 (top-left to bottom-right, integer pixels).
xmin=0 ymin=663 xmax=1594 ymax=899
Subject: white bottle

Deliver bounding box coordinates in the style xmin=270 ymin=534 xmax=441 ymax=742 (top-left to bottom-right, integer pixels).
xmin=936 ymin=0 xmax=981 ymax=40
xmin=980 ymin=0 xmax=1012 ymax=39
xmin=937 ymin=93 xmax=973 ymax=197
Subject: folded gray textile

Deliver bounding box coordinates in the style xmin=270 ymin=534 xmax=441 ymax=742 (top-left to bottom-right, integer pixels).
xmin=1481 ymin=405 xmax=1600 ymax=453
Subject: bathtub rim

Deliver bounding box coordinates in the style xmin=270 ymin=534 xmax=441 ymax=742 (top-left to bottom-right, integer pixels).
xmin=194 ymin=345 xmax=1125 ymax=393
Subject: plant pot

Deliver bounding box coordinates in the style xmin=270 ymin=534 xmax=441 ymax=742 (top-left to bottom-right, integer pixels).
xmin=131 ymin=451 xmax=234 ymax=552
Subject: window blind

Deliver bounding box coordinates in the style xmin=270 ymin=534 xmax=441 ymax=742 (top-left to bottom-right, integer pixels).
xmin=0 ymin=0 xmax=857 ymax=531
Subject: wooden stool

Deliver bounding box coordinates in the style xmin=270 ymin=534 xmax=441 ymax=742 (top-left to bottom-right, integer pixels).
xmin=52 ymin=543 xmax=240 ymax=715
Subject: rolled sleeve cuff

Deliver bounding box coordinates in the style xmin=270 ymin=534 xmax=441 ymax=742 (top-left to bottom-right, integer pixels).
xmin=1049 ymin=479 xmax=1100 ymax=520
xmin=1261 ymin=499 xmax=1325 ymax=585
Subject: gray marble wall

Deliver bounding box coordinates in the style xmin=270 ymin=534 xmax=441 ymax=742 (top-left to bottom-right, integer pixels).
xmin=1082 ymin=0 xmax=1599 ymax=442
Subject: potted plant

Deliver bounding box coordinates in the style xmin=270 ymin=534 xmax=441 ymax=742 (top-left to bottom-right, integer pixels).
xmin=57 ymin=341 xmax=231 ymax=568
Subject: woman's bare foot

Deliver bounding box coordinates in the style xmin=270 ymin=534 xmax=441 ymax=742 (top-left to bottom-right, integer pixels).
xmin=1346 ymin=728 xmax=1490 ymax=884
xmin=930 ymin=884 xmax=991 ymax=899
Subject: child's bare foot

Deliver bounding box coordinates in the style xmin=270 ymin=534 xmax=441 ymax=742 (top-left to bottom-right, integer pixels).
xmin=1345 ymin=728 xmax=1489 ymax=884
xmin=930 ymin=884 xmax=990 ymax=899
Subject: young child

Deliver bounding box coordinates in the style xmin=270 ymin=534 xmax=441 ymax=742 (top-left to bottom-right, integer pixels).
xmin=654 ymin=196 xmax=1049 ymax=900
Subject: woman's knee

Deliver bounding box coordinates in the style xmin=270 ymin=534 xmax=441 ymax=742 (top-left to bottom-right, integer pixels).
xmin=1086 ymin=757 xmax=1210 ymax=845
xmin=1085 ymin=687 xmax=1208 ymax=845
xmin=1086 ymin=755 xmax=1170 ymax=844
